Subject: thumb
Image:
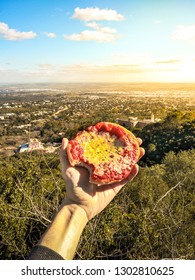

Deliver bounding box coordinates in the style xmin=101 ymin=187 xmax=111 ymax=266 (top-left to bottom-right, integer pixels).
xmin=60 ymin=138 xmax=70 ymax=177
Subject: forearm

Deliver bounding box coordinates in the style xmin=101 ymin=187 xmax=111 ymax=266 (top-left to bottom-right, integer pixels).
xmin=39 ymin=203 xmax=88 ymax=260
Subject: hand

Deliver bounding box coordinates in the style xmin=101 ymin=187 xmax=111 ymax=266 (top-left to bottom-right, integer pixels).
xmin=60 ymin=138 xmax=145 ymax=221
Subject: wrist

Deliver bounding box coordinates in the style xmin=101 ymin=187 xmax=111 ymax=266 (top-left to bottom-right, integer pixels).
xmin=39 ymin=202 xmax=88 ymax=259
xmin=61 ymin=198 xmax=90 ymax=222
xmin=60 ymin=201 xmax=89 ymax=226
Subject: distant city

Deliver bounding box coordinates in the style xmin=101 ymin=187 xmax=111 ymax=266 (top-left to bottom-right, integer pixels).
xmin=0 ymin=83 xmax=194 ymax=157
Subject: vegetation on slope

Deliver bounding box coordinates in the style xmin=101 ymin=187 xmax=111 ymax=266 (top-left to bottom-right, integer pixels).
xmin=0 ymin=111 xmax=194 ymax=259
xmin=77 ymin=149 xmax=195 ymax=259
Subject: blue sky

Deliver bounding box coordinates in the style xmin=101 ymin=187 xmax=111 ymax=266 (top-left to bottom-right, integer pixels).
xmin=1 ymin=0 xmax=195 ymax=84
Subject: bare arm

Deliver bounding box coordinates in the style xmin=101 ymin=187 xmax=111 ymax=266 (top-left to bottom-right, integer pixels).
xmin=39 ymin=203 xmax=87 ymax=260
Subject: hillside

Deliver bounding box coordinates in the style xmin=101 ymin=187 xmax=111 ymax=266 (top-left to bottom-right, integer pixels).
xmin=0 ymin=115 xmax=194 ymax=259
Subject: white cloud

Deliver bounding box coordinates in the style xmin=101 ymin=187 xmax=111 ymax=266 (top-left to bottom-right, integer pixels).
xmin=172 ymin=25 xmax=195 ymax=41
xmin=72 ymin=7 xmax=124 ymax=22
xmin=64 ymin=30 xmax=117 ymax=42
xmin=44 ymin=32 xmax=57 ymax=38
xmin=0 ymin=22 xmax=37 ymax=40
xmin=66 ymin=7 xmax=124 ymax=43
xmin=85 ymin=21 xmax=100 ymax=29
xmin=64 ymin=22 xmax=119 ymax=43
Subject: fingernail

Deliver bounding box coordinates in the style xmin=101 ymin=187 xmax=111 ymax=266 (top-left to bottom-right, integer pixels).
xmin=62 ymin=138 xmax=68 ymax=149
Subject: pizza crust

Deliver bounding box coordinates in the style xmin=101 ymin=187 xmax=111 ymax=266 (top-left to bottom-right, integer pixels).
xmin=67 ymin=122 xmax=140 ymax=185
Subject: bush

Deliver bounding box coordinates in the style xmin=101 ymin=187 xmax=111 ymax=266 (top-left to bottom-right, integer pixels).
xmin=76 ymin=149 xmax=195 ymax=259
xmin=0 ymin=149 xmax=194 ymax=259
xmin=0 ymin=151 xmax=64 ymax=259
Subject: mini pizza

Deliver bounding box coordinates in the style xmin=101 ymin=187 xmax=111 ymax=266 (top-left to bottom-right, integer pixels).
xmin=67 ymin=122 xmax=140 ymax=185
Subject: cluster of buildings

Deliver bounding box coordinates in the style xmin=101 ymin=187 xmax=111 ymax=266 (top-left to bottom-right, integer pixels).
xmin=116 ymin=114 xmax=161 ymax=129
xmin=15 ymin=138 xmax=58 ymax=154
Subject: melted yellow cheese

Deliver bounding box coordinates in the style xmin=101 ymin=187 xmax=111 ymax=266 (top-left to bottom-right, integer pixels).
xmin=81 ymin=132 xmax=123 ymax=165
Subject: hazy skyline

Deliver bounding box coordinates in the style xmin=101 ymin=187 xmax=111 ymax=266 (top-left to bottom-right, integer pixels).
xmin=1 ymin=0 xmax=195 ymax=84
